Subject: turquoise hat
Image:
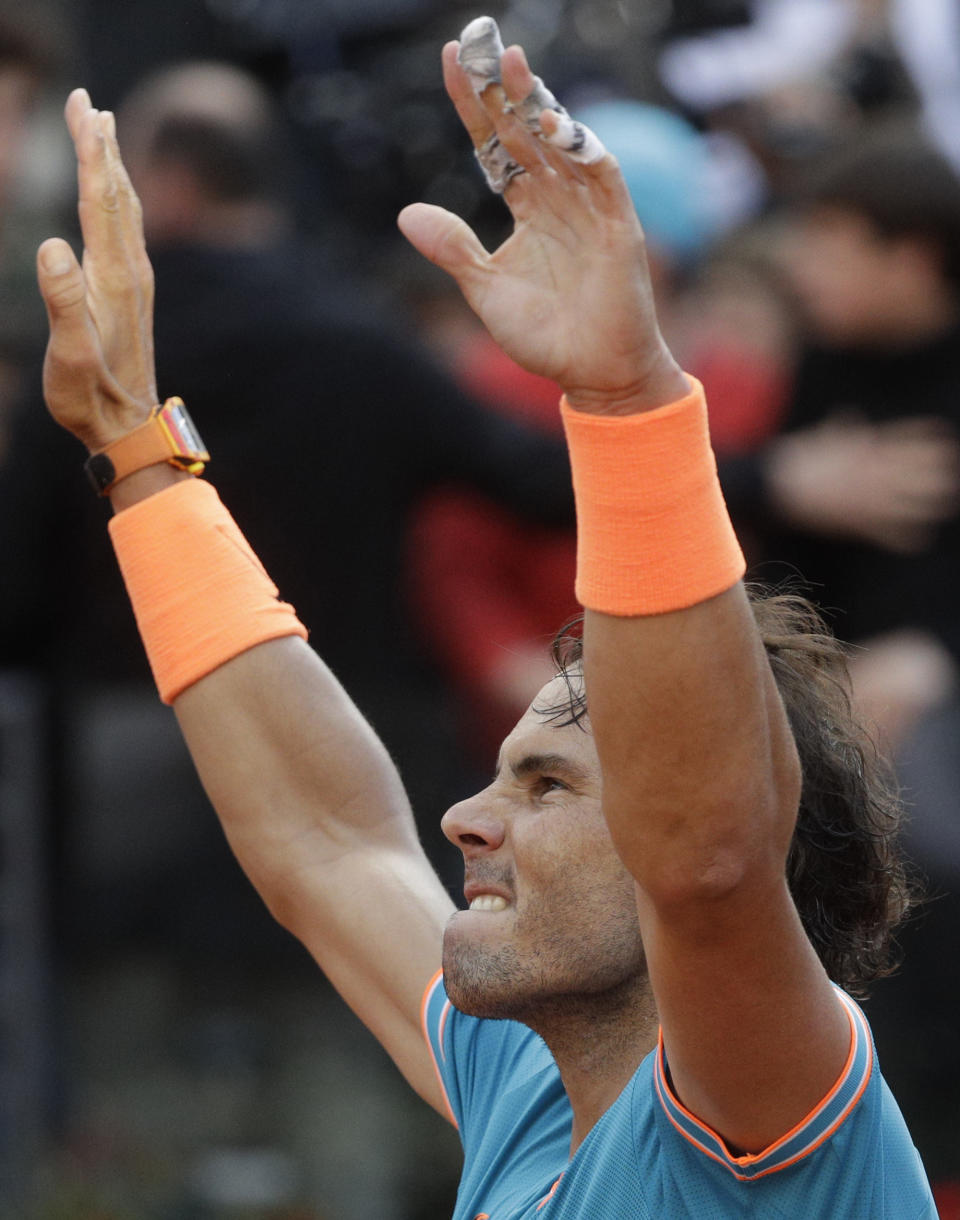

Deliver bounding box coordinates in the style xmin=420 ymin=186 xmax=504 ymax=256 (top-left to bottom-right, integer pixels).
xmin=576 ymin=100 xmax=714 ymax=260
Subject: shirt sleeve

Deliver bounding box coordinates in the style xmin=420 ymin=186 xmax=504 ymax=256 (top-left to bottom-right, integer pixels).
xmin=421 ymin=969 xmax=461 ymax=1129
xmin=420 ymin=969 xmax=566 ymax=1139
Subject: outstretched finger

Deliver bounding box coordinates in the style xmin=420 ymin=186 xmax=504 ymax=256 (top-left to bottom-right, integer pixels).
xmin=480 ymin=83 xmax=549 ymax=172
xmin=445 ymin=38 xmax=546 ymax=198
xmin=498 ymin=44 xmax=538 ymax=119
xmin=442 ymin=41 xmax=494 ymax=152
xmin=64 ymin=87 xmax=93 ymax=144
xmin=69 ymin=92 xmax=126 ymax=265
xmin=100 ymin=110 xmax=148 ymax=259
xmin=539 ymin=107 xmax=634 ymax=220
xmin=494 ymin=48 xmax=584 ymax=188
xmin=98 ymin=108 xmax=156 ymax=375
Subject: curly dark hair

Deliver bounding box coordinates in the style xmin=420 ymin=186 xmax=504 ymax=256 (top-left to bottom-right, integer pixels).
xmin=539 ymin=587 xmax=918 ymax=999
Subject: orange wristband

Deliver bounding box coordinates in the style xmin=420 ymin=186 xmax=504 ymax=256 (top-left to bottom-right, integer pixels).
xmin=560 ymin=377 xmax=745 ymax=616
xmin=108 ymin=479 xmax=308 ymax=704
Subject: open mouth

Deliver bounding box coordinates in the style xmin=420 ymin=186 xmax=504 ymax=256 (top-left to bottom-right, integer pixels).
xmin=468 ymin=894 xmax=509 ymax=912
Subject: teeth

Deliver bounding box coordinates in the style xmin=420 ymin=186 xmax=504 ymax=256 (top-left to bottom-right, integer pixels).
xmin=469 ymin=894 xmax=508 ymax=912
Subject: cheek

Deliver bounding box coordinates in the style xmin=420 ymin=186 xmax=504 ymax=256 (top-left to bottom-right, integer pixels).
xmin=518 ymin=817 xmax=636 ymax=923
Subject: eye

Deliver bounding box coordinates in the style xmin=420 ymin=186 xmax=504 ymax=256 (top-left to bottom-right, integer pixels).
xmin=537 ymin=775 xmax=568 ymax=796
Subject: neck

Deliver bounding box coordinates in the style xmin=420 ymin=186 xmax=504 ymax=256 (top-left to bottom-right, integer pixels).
xmin=523 ymin=977 xmax=659 ymax=1155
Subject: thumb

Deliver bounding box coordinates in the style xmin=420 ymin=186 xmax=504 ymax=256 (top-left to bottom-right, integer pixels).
xmin=397 ymin=203 xmax=489 ymax=285
xmin=37 ymin=237 xmax=105 ymax=446
xmin=37 ymin=237 xmax=88 ymax=333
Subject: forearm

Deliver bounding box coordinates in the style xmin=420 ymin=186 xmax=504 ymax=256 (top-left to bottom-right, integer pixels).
xmin=172 ymin=634 xmax=424 ymax=927
xmin=584 ymin=591 xmax=800 ymax=903
xmin=564 ymin=381 xmax=801 ymax=902
xmin=108 ymin=469 xmax=427 ymax=920
xmin=168 ymin=613 xmax=454 ymax=1097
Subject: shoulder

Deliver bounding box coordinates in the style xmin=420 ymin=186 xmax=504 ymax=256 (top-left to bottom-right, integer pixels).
xmin=649 ymin=990 xmax=870 ymax=1182
xmin=421 ymin=971 xmax=563 ymax=1131
xmin=421 ymin=974 xmax=573 ymax=1219
xmin=627 ymin=994 xmax=935 ymax=1217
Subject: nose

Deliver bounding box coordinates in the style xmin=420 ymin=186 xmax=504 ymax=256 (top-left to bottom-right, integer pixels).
xmin=441 ymin=789 xmax=506 ymax=852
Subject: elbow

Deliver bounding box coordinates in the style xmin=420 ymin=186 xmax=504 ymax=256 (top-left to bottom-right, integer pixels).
xmin=611 ymin=746 xmax=802 ymax=911
xmin=629 ymin=828 xmax=761 ymax=912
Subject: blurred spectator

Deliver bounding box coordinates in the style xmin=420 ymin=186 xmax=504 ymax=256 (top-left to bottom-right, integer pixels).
xmin=0 ymin=6 xmax=66 ymax=460
xmin=407 ymin=295 xmax=576 ymax=762
xmin=660 ymin=0 xmax=865 ymax=114
xmin=658 ymin=0 xmax=960 ymax=217
xmin=672 ymin=224 xmax=800 ymax=456
xmin=408 ymin=100 xmax=798 ymax=757
xmin=715 ymin=122 xmax=960 ymax=1179
xmin=734 ymin=123 xmax=960 ymax=755
xmin=0 ymin=59 xmax=577 ymax=951
xmin=0 ymin=15 xmax=50 ymax=211
xmin=878 ymin=0 xmax=960 ymax=175
xmin=656 ymin=0 xmax=926 ymax=209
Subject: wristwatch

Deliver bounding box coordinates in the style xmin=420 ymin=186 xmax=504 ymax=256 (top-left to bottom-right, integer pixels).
xmin=84 ymin=397 xmax=210 ymax=495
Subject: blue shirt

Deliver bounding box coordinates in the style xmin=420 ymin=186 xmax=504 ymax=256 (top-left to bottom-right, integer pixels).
xmin=422 ymin=973 xmax=935 ymax=1219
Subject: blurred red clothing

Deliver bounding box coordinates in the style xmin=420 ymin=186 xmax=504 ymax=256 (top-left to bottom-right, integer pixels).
xmin=409 ymin=335 xmax=576 ymax=759
xmin=410 ymin=327 xmax=788 ymax=760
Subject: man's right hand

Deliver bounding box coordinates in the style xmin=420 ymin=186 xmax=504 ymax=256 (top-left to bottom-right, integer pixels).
xmin=37 ymin=89 xmax=158 ymax=455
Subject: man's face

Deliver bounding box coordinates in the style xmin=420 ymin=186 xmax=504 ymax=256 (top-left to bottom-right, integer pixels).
xmin=783 ymin=205 xmax=922 ymax=345
xmin=440 ymin=674 xmax=646 ymax=1022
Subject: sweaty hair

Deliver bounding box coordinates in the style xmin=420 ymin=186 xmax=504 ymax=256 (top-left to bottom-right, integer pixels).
xmin=801 ymin=122 xmax=960 ymax=291
xmin=540 ymin=589 xmax=918 ymax=999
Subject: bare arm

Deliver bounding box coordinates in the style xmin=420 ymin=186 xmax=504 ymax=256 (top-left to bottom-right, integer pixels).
xmin=173 ymin=637 xmax=454 ymax=1109
xmin=401 ymin=37 xmax=849 ymax=1153
xmin=36 ymin=91 xmax=453 ymax=1114
xmin=583 ymin=593 xmax=846 ymax=1152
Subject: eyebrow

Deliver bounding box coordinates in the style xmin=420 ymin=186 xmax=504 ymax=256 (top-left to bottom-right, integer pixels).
xmin=494 ymin=752 xmax=590 ymax=783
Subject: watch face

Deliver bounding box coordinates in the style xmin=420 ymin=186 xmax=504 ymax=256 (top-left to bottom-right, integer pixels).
xmin=164 ymin=400 xmax=208 ymax=459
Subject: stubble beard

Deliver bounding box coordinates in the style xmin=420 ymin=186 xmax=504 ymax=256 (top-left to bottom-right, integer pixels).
xmin=442 ymin=914 xmax=648 ymax=1028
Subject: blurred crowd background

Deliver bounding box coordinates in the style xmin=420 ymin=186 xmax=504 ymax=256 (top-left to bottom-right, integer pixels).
xmin=0 ymin=0 xmax=959 ymax=1215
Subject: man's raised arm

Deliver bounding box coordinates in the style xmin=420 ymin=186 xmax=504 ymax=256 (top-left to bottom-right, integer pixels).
xmin=36 ymin=90 xmax=454 ymax=1116
xmin=399 ymin=32 xmax=849 ymax=1155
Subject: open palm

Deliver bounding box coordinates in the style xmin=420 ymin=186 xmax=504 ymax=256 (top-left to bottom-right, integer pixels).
xmin=399 ymin=42 xmax=686 ymax=414
xmin=38 ymin=90 xmax=157 ymax=453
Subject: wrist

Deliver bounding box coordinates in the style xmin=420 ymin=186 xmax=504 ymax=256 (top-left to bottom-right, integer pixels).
xmin=109 ymin=464 xmax=192 ymax=513
xmin=68 ymin=386 xmax=157 ymax=455
xmin=561 ymin=377 xmax=745 ymax=616
xmin=563 ymin=357 xmax=691 ymax=417
xmin=108 ymin=480 xmax=307 ymax=703
xmin=85 ymin=397 xmax=209 ymax=500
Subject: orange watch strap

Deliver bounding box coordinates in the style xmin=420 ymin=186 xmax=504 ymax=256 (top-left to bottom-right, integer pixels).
xmin=85 ymin=398 xmax=208 ymax=495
